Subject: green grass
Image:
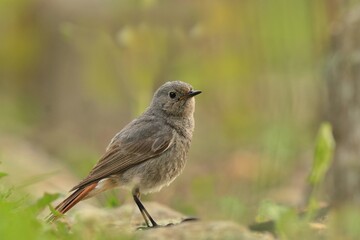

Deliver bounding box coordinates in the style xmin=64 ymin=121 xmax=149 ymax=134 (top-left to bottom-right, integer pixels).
xmin=0 ymin=174 xmax=133 ymax=240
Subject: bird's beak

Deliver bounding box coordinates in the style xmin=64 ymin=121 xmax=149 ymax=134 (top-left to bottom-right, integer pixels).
xmin=187 ymin=90 xmax=202 ymax=98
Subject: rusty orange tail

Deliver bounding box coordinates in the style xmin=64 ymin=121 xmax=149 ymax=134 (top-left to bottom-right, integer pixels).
xmin=47 ymin=182 xmax=97 ymax=222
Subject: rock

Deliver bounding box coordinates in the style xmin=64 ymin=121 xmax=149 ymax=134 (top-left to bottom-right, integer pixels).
xmin=69 ymin=202 xmax=274 ymax=240
xmin=136 ymin=220 xmax=273 ymax=240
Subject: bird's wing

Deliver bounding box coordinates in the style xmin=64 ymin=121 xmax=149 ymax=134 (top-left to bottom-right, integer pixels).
xmin=70 ymin=124 xmax=175 ymax=191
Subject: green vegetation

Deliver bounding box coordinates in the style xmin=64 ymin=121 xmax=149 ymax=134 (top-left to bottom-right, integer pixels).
xmin=0 ymin=176 xmax=133 ymax=240
xmin=2 ymin=0 xmax=360 ymax=239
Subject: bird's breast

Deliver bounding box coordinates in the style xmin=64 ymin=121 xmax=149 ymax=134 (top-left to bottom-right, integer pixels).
xmin=118 ymin=136 xmax=190 ymax=194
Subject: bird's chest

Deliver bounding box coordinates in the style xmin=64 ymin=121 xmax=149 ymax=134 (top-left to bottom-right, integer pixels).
xmin=161 ymin=139 xmax=189 ymax=175
xmin=138 ymin=138 xmax=189 ymax=194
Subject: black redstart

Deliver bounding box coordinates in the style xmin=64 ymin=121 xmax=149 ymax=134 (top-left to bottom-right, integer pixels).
xmin=48 ymin=81 xmax=201 ymax=227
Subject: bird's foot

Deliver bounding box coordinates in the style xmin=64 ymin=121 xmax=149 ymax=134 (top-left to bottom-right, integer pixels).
xmin=181 ymin=216 xmax=199 ymax=222
xmin=136 ymin=216 xmax=199 ymax=230
xmin=136 ymin=223 xmax=159 ymax=230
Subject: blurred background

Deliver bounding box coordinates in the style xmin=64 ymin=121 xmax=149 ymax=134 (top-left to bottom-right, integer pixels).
xmin=1 ymin=0 xmax=360 ymax=232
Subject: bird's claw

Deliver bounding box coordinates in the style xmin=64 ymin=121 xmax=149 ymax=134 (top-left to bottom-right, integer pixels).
xmin=136 ymin=216 xmax=199 ymax=230
xmin=181 ymin=216 xmax=199 ymax=222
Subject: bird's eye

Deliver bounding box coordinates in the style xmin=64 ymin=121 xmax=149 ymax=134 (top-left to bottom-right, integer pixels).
xmin=169 ymin=92 xmax=176 ymax=99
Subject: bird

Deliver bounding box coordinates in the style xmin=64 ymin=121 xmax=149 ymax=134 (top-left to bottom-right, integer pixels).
xmin=47 ymin=81 xmax=201 ymax=228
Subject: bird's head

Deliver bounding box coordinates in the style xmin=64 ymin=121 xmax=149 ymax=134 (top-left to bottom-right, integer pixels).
xmin=150 ymin=81 xmax=201 ymax=118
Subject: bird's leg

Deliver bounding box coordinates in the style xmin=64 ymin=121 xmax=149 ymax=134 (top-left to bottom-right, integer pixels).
xmin=132 ymin=188 xmax=158 ymax=227
xmin=135 ymin=196 xmax=151 ymax=228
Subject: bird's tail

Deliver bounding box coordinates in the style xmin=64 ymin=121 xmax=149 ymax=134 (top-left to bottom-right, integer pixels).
xmin=47 ymin=182 xmax=97 ymax=222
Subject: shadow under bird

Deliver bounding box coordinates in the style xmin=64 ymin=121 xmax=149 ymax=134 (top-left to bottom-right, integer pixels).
xmin=47 ymin=81 xmax=201 ymax=227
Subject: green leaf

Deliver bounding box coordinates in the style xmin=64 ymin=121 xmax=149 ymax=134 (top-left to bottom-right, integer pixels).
xmin=308 ymin=122 xmax=335 ymax=186
xmin=257 ymin=200 xmax=291 ymax=222
xmin=33 ymin=192 xmax=60 ymax=211
xmin=0 ymin=172 xmax=8 ymax=179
